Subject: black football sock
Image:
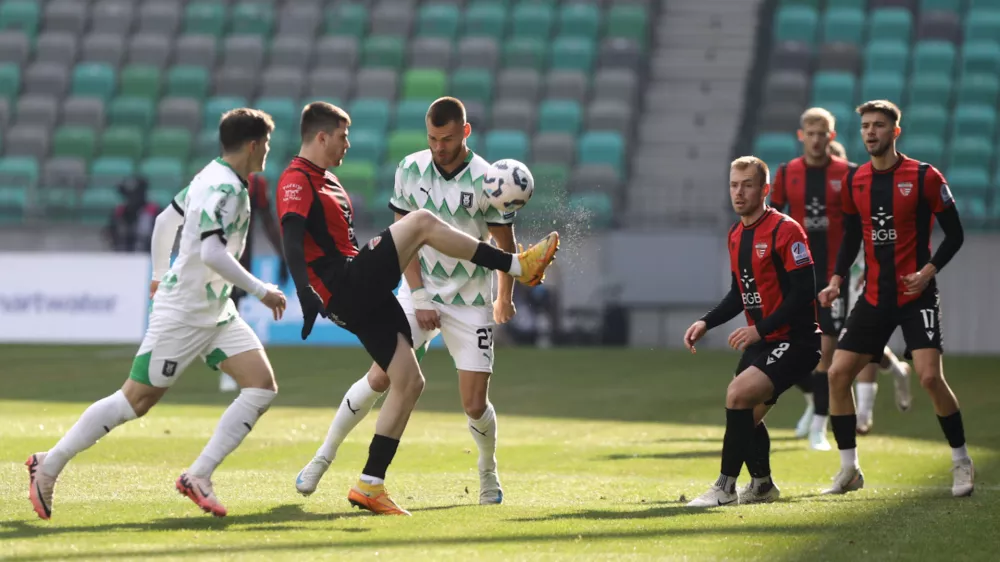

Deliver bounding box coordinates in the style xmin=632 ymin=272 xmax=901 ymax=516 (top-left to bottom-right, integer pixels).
xmin=361 ymin=434 xmax=400 ymax=481
xmin=470 ymin=242 xmax=513 ymax=272
xmin=746 ymin=422 xmax=772 ymax=481
xmin=937 ymin=411 xmax=966 ymax=449
xmin=830 ymin=414 xmax=857 ymax=450
xmin=812 ymin=371 xmax=830 ymax=416
xmin=719 ymin=408 xmax=754 ymax=491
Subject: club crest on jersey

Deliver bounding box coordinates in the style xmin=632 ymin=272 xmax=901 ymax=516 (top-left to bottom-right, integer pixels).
xmin=461 ymin=192 xmax=473 ymax=208
xmin=830 ymin=180 xmax=842 ymax=192
xmin=755 ymin=242 xmax=768 ymax=258
xmin=791 ymin=241 xmax=810 ymax=266
xmin=897 ymin=182 xmax=913 ymax=196
xmin=368 ymin=236 xmax=381 ymax=250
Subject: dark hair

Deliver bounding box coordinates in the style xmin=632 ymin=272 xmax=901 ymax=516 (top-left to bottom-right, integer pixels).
xmin=300 ymin=101 xmax=352 ymax=141
xmin=219 ymin=108 xmax=275 ymax=153
xmin=856 ymin=99 xmax=902 ymax=126
xmin=426 ymin=97 xmax=466 ymax=127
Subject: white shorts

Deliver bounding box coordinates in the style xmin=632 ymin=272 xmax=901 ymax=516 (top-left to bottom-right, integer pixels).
xmin=398 ymin=295 xmax=495 ymax=373
xmin=129 ymin=313 xmax=263 ymax=388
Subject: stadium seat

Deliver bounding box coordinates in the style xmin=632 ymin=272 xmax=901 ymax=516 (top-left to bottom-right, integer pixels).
xmin=203 ymin=97 xmax=246 ymax=131
xmin=157 ymin=97 xmax=201 ymax=133
xmin=0 ymin=29 xmax=28 ymax=66
xmin=270 ymin=37 xmax=313 ymax=70
xmin=148 ymin=128 xmax=192 ymax=161
xmin=79 ymin=187 xmax=120 ymax=224
xmin=606 ymin=4 xmax=648 ymax=47
xmin=81 ymin=33 xmax=125 ymax=67
xmin=24 ymin=63 xmax=69 ymax=98
xmin=450 ymin=69 xmax=493 ymax=105
xmin=912 ymin=41 xmax=956 ymax=76
xmin=42 ymin=156 xmax=87 ymax=190
xmin=497 ymin=69 xmax=541 ymax=103
xmin=947 ymin=137 xmax=994 ymax=171
xmin=951 ymin=104 xmax=996 ymax=139
xmin=71 ymin=63 xmax=116 ymax=102
xmin=754 ymin=133 xmax=798 ymax=169
xmin=759 ymin=103 xmax=803 ymax=133
xmin=823 ymin=8 xmax=865 ymax=46
xmin=569 ymin=191 xmax=615 ymax=228
xmin=770 ymin=41 xmax=812 ymax=73
xmin=325 ymin=2 xmax=367 ymax=38
xmin=127 ymin=35 xmax=171 ymax=69
xmin=503 ymin=38 xmax=547 ymax=70
xmin=349 ymin=98 xmax=391 ymax=134
xmin=402 ymin=69 xmax=446 ymax=100
xmin=140 ymin=157 xmax=185 ymax=192
xmin=558 ymin=3 xmax=600 ymax=41
xmin=336 ymin=161 xmax=377 ymax=201
xmin=907 ymin=105 xmax=949 ymax=137
xmin=15 ymin=95 xmax=58 ymax=130
xmin=386 ymin=131 xmax=425 ymax=167
xmin=868 ymin=8 xmax=913 ymax=43
xmin=538 ymin=100 xmax=582 ymax=134
xmin=964 ymin=9 xmax=1000 ymax=43
xmin=484 ymin=130 xmax=529 ymax=163
xmin=363 ymin=36 xmax=406 ymax=70
xmin=571 ymin=164 xmax=621 ymax=197
xmin=254 ymin=97 xmax=297 ymax=134
xmin=100 ymin=127 xmax=144 ymax=161
xmin=463 ymin=2 xmax=507 ymax=40
xmin=955 ymin=195 xmax=989 ymax=225
xmin=532 ymin=132 xmax=575 ymax=167
xmin=817 ymin=43 xmax=861 ymax=73
xmin=0 ymin=0 xmax=40 ymax=40
xmin=268 ymin=129 xmax=291 ymax=163
xmin=774 ymin=6 xmax=818 ymax=45
xmin=917 ymin=11 xmax=961 ymax=43
xmin=417 ymin=4 xmax=459 ymax=39
xmin=550 ymin=37 xmax=595 ymax=72
xmin=921 ymin=0 xmax=962 ymax=11
xmin=174 ymin=35 xmax=219 ymax=69
xmin=961 ymin=41 xmax=1000 ymax=76
xmin=0 ymin=156 xmax=39 ymax=188
xmin=166 ymin=66 xmax=210 ymax=100
xmin=43 ymin=1 xmax=87 ymax=36
xmin=946 ymin=166 xmax=991 ymax=197
xmin=492 ymin=100 xmax=535 ymax=133
xmin=88 ymin=156 xmax=133 ymax=189
xmin=222 ymin=35 xmax=266 ymax=72
xmin=119 ymin=65 xmax=161 ymax=100
xmin=456 ymin=37 xmax=499 ymax=71
xmin=213 ymin=68 xmax=256 ymax=100
xmin=394 ymin=100 xmax=429 ymax=131
xmin=861 ymin=73 xmax=904 ymax=103
xmin=34 ymin=32 xmax=78 ymax=67
xmin=864 ymin=41 xmax=910 ymax=75
xmin=5 ymin=125 xmax=50 ymax=160
xmin=531 ymin=163 xmax=569 ymax=193
xmin=548 ymin=70 xmax=589 ymax=104
xmin=90 ymin=1 xmax=133 ymax=34
xmin=812 ymin=71 xmax=856 ymax=105
xmin=409 ymin=37 xmax=452 ymax=70
xmin=137 ymin=2 xmax=182 ymax=37
xmin=109 ymin=96 xmax=154 ymax=130
xmin=908 ymin=74 xmax=953 ymax=106
xmin=578 ymin=132 xmax=625 ymax=178
xmin=62 ymin=97 xmax=104 ymax=130
xmin=0 ymin=63 xmax=19 ymax=101
xmin=259 ymin=67 xmax=305 ymax=99
xmin=766 ymin=71 xmax=810 ymax=106
xmin=957 ymin=73 xmax=1000 ymax=106
xmin=901 ymin=134 xmax=945 ymax=164
xmin=231 ymin=2 xmax=274 ymax=37
xmin=184 ymin=2 xmax=227 ymax=37
xmin=511 ymin=3 xmax=554 ymax=39
xmin=370 ymin=2 xmax=414 ymax=37
xmin=36 ymin=184 xmax=79 ymax=221
xmin=344 ymin=129 xmax=384 ymax=165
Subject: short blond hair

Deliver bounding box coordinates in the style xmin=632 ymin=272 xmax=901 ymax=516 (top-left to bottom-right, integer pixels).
xmin=828 ymin=140 xmax=846 ymax=158
xmin=800 ymin=107 xmax=836 ymax=130
xmin=856 ymin=99 xmax=901 ymax=126
xmin=731 ymin=156 xmax=770 ymax=186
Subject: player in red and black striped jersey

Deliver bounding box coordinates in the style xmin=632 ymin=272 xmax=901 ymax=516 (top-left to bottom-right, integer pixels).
xmin=817 ymin=100 xmax=973 ymax=497
xmin=277 ymin=102 xmax=560 ymax=515
xmin=683 ymin=157 xmax=820 ymax=507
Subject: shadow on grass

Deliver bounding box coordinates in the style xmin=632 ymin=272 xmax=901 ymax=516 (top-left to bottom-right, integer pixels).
xmin=603 ymin=445 xmax=800 ymax=461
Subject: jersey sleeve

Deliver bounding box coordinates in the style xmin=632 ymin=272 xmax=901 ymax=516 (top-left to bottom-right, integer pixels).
xmin=921 ymin=164 xmax=955 ymax=213
xmin=276 ymin=170 xmax=314 ymax=220
xmin=840 ymin=165 xmax=859 ymax=215
xmin=779 ymin=220 xmax=814 ymax=272
xmin=770 ymin=164 xmax=786 ymax=208
xmin=198 ymin=184 xmax=243 ymax=240
xmin=388 ymin=160 xmax=418 ymax=214
xmin=171 ymin=186 xmax=189 ymax=215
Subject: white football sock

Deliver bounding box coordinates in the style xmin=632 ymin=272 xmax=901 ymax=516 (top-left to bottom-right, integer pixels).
xmin=840 ymin=448 xmax=859 ymax=470
xmin=317 ymin=375 xmax=382 ymax=461
xmin=360 ymin=474 xmax=384 ymax=486
xmin=188 ymin=388 xmax=275 ymax=478
xmin=856 ymin=382 xmax=878 ymax=419
xmin=43 ymin=390 xmax=138 ymax=478
xmin=811 ymin=414 xmax=828 ymax=434
xmin=507 ymin=257 xmax=522 ymax=277
xmin=468 ymin=402 xmax=498 ymax=472
xmin=952 ymin=445 xmax=970 ymax=463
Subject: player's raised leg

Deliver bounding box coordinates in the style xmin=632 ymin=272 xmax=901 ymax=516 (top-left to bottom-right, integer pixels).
xmin=823 ymin=348 xmax=871 ymax=494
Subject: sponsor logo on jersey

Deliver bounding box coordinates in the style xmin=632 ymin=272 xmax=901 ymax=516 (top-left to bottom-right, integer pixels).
xmin=941 ymin=183 xmax=954 ymax=205
xmin=792 ymin=241 xmax=810 ymax=265
xmin=282 ymin=183 xmax=303 ymax=202
xmin=740 ymin=268 xmax=762 ymax=309
xmin=871 ymin=206 xmax=896 ymax=246
xmin=755 ymin=242 xmax=768 ymax=258
xmin=461 ymin=192 xmax=474 ymax=208
xmin=897 ymin=182 xmax=913 ymax=196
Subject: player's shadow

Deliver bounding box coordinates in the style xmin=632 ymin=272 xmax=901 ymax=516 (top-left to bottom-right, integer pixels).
xmin=603 ymin=445 xmax=799 ymax=461
xmin=652 ymin=435 xmax=800 ymax=444
xmin=511 ymin=502 xmax=708 ymax=522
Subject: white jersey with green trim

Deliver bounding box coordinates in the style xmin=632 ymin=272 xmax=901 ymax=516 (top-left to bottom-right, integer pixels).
xmin=153 ymin=158 xmax=252 ymax=327
xmin=389 ymin=150 xmax=514 ymax=307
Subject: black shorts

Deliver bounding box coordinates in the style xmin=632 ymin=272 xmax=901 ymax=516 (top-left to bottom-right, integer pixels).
xmin=837 ymin=288 xmax=942 ymax=360
xmin=735 ymin=340 xmax=821 ymax=406
xmin=323 ymin=229 xmax=411 ymax=372
xmin=818 ymin=282 xmax=848 ymax=336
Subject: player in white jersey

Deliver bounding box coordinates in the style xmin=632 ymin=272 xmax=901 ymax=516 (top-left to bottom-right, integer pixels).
xmin=295 ymin=97 xmax=516 ymax=504
xmin=25 ymin=109 xmax=287 ymax=520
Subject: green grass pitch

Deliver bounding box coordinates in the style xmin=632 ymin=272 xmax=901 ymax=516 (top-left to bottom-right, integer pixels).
xmin=2 ymin=345 xmax=998 ymax=561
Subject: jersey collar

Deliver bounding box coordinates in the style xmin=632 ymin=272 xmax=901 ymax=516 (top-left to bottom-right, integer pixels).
xmin=214 ymin=157 xmax=249 ymax=187
xmin=432 ymin=150 xmax=474 ymax=182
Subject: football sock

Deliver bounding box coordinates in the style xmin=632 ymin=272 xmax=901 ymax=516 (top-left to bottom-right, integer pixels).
xmin=812 ymin=371 xmax=829 ymax=416
xmin=811 ymin=414 xmax=829 ymax=435
xmin=746 ymin=422 xmax=771 ymax=479
xmin=839 ymin=448 xmax=859 ymax=470
xmin=937 ymin=411 xmax=967 ymax=454
xmin=856 ymin=382 xmax=878 ymax=419
xmin=714 ymin=474 xmax=737 ymax=493
xmin=720 ymin=408 xmax=754 ymax=483
xmin=361 ymin=434 xmax=400 ymax=482
xmin=830 ymin=415 xmax=859 ymax=467
xmin=470 ymin=242 xmax=519 ymax=276
xmin=468 ymin=402 xmax=498 ymax=473
xmin=188 ymin=388 xmax=275 ymax=478
xmin=43 ymin=390 xmax=137 ymax=478
xmin=317 ymin=375 xmax=382 ymax=461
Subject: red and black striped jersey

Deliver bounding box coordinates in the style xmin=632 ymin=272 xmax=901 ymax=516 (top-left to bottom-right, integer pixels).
xmin=727 ymin=208 xmax=820 ymax=343
xmin=841 ymin=155 xmax=955 ymax=308
xmin=771 ymin=155 xmax=854 ymax=287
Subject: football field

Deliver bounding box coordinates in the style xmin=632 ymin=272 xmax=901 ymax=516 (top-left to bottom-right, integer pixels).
xmin=2 ymin=345 xmax=997 ymax=561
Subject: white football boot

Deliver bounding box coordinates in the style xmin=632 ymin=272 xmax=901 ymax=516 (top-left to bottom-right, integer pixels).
xmin=687 ymin=485 xmax=738 ymax=507
xmin=479 ymin=470 xmax=504 ymax=505
xmin=821 ymin=465 xmax=865 ymax=495
xmin=738 ymin=480 xmax=781 ymax=504
xmin=295 ymin=456 xmax=331 ymax=496
xmin=952 ymin=459 xmax=975 ymax=497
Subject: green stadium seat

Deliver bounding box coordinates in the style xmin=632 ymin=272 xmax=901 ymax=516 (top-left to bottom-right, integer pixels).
xmin=140 ymin=157 xmax=185 ymax=191
xmin=961 ymin=41 xmax=1000 ymax=76
xmin=779 ymin=0 xmax=821 ymax=6
xmin=511 ymin=3 xmax=554 ymax=39
xmin=403 ymin=69 xmax=446 ymax=100
xmin=335 ymin=161 xmax=376 ymax=200
xmin=0 ymin=1 xmax=39 ymax=40
xmin=753 ymin=133 xmax=798 ymax=169
xmin=363 ymin=36 xmax=406 ymax=70
xmin=325 ymin=2 xmax=368 ymax=38
xmin=37 ymin=187 xmax=78 ymax=221
xmin=823 ymin=8 xmax=865 ymax=46
xmin=912 ymin=41 xmax=956 ymax=77
xmin=255 ymin=97 xmax=297 ymax=133
xmin=957 ymin=73 xmax=999 ymax=106
xmin=921 ymin=0 xmax=962 ymax=12
xmin=865 ymin=41 xmax=910 ymax=75
xmin=184 ymin=2 xmax=227 ymax=37
xmin=558 ymin=3 xmax=600 ymax=41
xmin=569 ymin=191 xmax=614 ymax=228
xmin=88 ymin=157 xmax=134 ymax=189
xmin=464 ymin=2 xmax=507 ymax=39
xmin=149 ymin=188 xmax=177 ymax=209
xmin=812 ymin=72 xmax=856 ymax=105
xmin=377 ymin=163 xmax=396 ymax=195
xmin=908 ymin=74 xmax=953 ymax=106
xmin=188 ymin=159 xmax=206 ymax=180
xmin=268 ymin=128 xmax=291 ymax=162
xmin=0 ymin=63 xmax=21 ymax=101
xmin=485 ymin=130 xmax=529 ymax=163
xmin=952 ymin=104 xmax=996 ymax=139
xmin=503 ymin=38 xmax=547 ymax=70
xmin=947 ymin=137 xmax=994 ymax=171
xmin=417 ymin=4 xmax=460 ymax=39
xmin=0 ymin=185 xmax=27 ymax=223
xmin=908 ymin=105 xmax=949 ymax=137
xmin=148 ymin=128 xmax=192 ymax=161
xmin=964 ymin=10 xmax=1000 ymax=43
xmin=550 ymin=37 xmax=595 ymax=72
xmin=344 ymin=129 xmax=384 ymax=165
xmin=394 ymin=100 xmax=429 ymax=131
xmin=194 ymin=129 xmax=220 ymax=160
xmin=578 ymin=132 xmax=624 ymax=178
xmin=848 ymin=135 xmax=868 ymax=163
xmin=606 ymin=4 xmax=647 ymax=47
xmin=52 ymin=127 xmax=97 ymax=162
xmin=387 ymin=131 xmax=425 ymax=166
xmin=774 ymin=6 xmax=818 ymax=45
xmin=79 ymin=187 xmax=120 ymax=224
xmin=72 ymin=63 xmax=116 ymax=102
xmin=868 ymin=8 xmax=913 ymax=43
xmin=450 ymin=69 xmax=493 ymax=105
xmin=166 ymin=66 xmax=210 ymax=100
xmin=348 ymin=98 xmax=391 ymax=133
xmin=970 ymin=0 xmax=1000 ymax=9
xmin=531 ymin=163 xmax=569 ymax=193
xmin=231 ymin=2 xmax=274 ymax=37
xmin=537 ymin=100 xmax=581 ymax=134
xmin=946 ymin=166 xmax=991 ymax=197
xmin=955 ymin=195 xmax=989 ymax=224
xmin=0 ymin=156 xmax=38 ymax=187
xmin=861 ymin=74 xmax=904 ymax=104
xmin=203 ymin=97 xmax=246 ymax=130
xmin=119 ymin=65 xmax=162 ymax=100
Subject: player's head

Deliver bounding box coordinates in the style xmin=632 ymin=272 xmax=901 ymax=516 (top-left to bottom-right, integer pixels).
xmin=827 ymin=139 xmax=846 ymax=158
xmin=729 ymin=156 xmax=770 ymax=217
xmin=219 ymin=108 xmax=274 ymax=174
xmin=426 ymin=97 xmax=471 ymax=169
xmin=797 ymin=107 xmax=837 ymax=161
xmin=300 ymin=101 xmax=352 ymax=168
xmin=856 ymin=99 xmax=901 ymax=158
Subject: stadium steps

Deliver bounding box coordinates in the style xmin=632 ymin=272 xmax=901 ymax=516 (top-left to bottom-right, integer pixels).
xmin=627 ymin=0 xmax=760 ymax=227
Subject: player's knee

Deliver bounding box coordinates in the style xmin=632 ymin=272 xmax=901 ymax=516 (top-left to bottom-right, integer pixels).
xmin=367 ymin=367 xmax=391 ymax=393
xmin=827 ymin=364 xmax=853 ymax=389
xmin=918 ymin=369 xmax=944 ymax=392
xmin=725 ymin=381 xmax=754 ymax=409
xmin=410 ymin=209 xmax=438 ymax=230
xmin=463 ymin=398 xmax=487 ymax=420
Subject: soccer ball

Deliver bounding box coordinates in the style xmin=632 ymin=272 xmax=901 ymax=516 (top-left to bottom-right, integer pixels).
xmin=483 ymin=159 xmax=534 ymax=213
